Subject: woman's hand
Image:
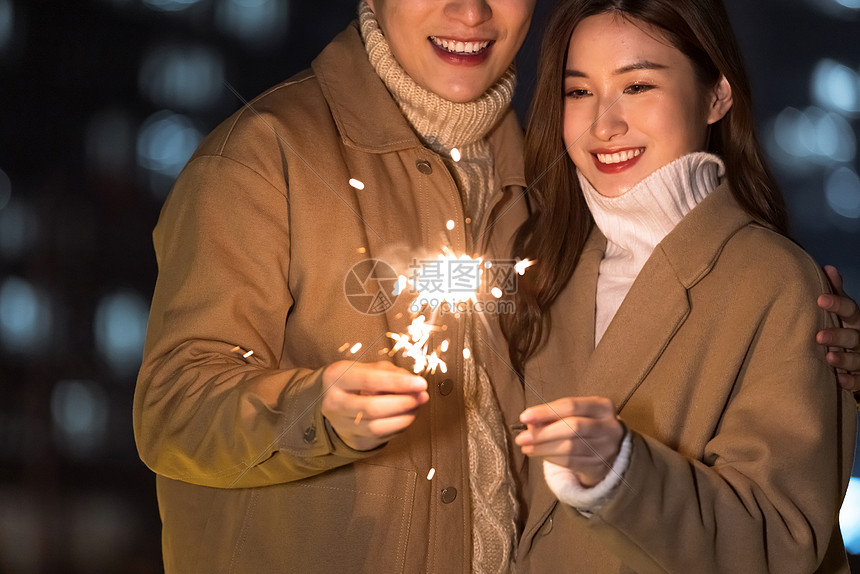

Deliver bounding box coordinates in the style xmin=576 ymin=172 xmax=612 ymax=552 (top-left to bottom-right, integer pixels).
xmin=817 ymin=265 xmax=860 ymax=391
xmin=516 ymin=396 xmax=625 ymax=487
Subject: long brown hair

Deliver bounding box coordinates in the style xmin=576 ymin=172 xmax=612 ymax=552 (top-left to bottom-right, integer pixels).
xmin=502 ymin=0 xmax=788 ymax=374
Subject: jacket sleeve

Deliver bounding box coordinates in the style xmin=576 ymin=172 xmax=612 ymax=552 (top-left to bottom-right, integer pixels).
xmin=572 ymin=259 xmax=856 ymax=573
xmin=133 ymin=154 xmax=377 ymax=489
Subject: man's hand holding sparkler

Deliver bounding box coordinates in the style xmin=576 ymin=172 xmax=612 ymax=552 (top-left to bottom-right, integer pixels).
xmin=321 ymin=360 xmax=429 ymax=452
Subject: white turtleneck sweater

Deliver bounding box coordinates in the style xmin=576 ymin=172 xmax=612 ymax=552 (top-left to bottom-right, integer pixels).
xmin=544 ymin=152 xmax=726 ymax=513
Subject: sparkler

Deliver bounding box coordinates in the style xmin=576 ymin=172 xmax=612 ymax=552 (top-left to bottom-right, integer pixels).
xmin=387 ymin=315 xmax=447 ymax=375
xmin=515 ymin=259 xmax=536 ymax=275
xmin=339 ymin=213 xmax=536 ymax=375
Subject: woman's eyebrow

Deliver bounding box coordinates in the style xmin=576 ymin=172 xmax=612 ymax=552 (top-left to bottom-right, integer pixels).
xmin=564 ymin=60 xmax=669 ymax=79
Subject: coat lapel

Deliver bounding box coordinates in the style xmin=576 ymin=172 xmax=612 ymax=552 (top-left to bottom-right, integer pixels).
xmin=525 ymin=229 xmax=604 ymax=406
xmin=518 ymin=184 xmax=755 ymax=554
xmin=579 ymin=248 xmax=690 ymax=410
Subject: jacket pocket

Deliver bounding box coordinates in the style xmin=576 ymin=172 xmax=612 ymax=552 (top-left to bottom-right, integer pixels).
xmin=228 ymin=463 xmax=418 ymax=574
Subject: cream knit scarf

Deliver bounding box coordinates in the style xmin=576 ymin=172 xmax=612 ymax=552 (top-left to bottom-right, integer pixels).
xmin=358 ymin=1 xmax=515 ymax=242
xmin=360 ymin=3 xmax=519 ymax=572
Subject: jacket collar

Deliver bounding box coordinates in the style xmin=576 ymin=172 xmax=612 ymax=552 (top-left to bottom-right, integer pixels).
xmin=311 ymin=22 xmax=525 ymax=189
xmin=579 ymin=182 xmax=753 ymax=409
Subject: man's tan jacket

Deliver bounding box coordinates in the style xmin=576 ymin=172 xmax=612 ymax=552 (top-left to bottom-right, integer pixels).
xmin=134 ymin=22 xmax=529 ymax=574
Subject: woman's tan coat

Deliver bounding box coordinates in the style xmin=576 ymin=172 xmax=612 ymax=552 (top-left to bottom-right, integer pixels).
xmin=133 ymin=23 xmax=529 ymax=573
xmin=515 ymin=184 xmax=856 ymax=573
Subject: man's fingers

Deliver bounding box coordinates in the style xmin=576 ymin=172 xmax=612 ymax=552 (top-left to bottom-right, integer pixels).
xmin=823 ymin=265 xmax=846 ymax=294
xmin=817 ymin=327 xmax=860 ymax=350
xmin=837 ymin=373 xmax=860 ymax=393
xmin=364 ymin=413 xmax=420 ymax=438
xmin=325 ymin=360 xmax=427 ymax=394
xmin=352 ymin=392 xmax=429 ymax=421
xmin=828 ymin=351 xmax=860 ymax=375
xmin=819 ymin=294 xmax=860 ymax=324
xmin=819 ymin=266 xmax=859 ymax=323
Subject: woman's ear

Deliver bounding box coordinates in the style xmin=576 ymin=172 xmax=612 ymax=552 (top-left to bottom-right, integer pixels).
xmin=706 ymin=75 xmax=733 ymax=125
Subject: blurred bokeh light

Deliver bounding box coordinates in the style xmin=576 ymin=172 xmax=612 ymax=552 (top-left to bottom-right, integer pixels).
xmin=94 ymin=291 xmax=150 ymax=377
xmin=0 ymin=277 xmax=51 ymax=355
xmin=50 ymin=380 xmax=109 ymax=458
xmin=138 ymin=43 xmax=225 ymax=110
xmin=812 ymin=59 xmax=860 ymax=117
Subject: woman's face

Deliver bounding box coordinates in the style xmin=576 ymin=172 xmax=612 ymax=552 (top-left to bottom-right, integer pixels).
xmin=562 ymin=13 xmax=731 ymax=197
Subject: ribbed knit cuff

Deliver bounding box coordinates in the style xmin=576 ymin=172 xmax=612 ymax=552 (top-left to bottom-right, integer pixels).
xmin=543 ymin=429 xmax=633 ymax=515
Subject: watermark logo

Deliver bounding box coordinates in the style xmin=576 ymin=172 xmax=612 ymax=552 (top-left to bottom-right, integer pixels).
xmin=344 ymin=257 xmax=523 ymax=316
xmin=343 ymin=259 xmax=399 ymax=315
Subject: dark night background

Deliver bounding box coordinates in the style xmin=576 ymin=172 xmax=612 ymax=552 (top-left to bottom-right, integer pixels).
xmin=0 ymin=0 xmax=858 ymax=571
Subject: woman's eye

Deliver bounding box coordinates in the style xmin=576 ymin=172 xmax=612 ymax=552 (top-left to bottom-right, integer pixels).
xmin=565 ymin=88 xmax=591 ymax=99
xmin=624 ymin=83 xmax=655 ymax=95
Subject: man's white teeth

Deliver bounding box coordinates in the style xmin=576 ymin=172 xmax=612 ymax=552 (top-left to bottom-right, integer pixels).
xmin=430 ymin=36 xmax=490 ymax=54
xmin=596 ymin=148 xmax=643 ymax=164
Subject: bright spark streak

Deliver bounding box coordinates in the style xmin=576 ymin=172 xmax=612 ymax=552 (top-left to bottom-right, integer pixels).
xmin=451 ymin=148 xmax=461 ymax=162
xmin=491 ymin=287 xmax=503 ymax=298
xmin=349 ymin=343 xmax=362 ymax=354
xmin=427 ymin=467 xmax=436 ymax=480
xmin=515 ymin=259 xmax=536 ymax=275
xmin=392 ymin=275 xmax=408 ymax=296
xmin=463 ymin=348 xmax=471 ymax=360
xmin=349 ymin=178 xmax=365 ymax=190
xmin=441 ymin=339 xmax=449 ymax=352
xmin=446 ymin=220 xmax=455 ymax=230
xmin=243 ymin=350 xmax=255 ymax=358
xmin=387 ymin=316 xmax=447 ymax=374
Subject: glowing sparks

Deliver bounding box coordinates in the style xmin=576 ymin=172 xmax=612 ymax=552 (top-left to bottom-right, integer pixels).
xmin=446 ymin=220 xmax=455 ymax=231
xmin=463 ymin=348 xmax=471 ymax=360
xmin=427 ymin=467 xmax=436 ymax=480
xmin=357 ymin=247 xmax=366 ymax=254
xmin=243 ymin=350 xmax=255 ymax=359
xmin=393 ymin=275 xmax=409 ymax=296
xmin=354 ymin=411 xmax=363 ymax=424
xmin=451 ymin=148 xmax=461 ymax=162
xmin=491 ymin=287 xmax=503 ymax=299
xmin=336 ymin=249 xmax=497 ymax=375
xmin=338 ymin=343 xmax=350 ymax=353
xmin=515 ymin=259 xmax=536 ymax=275
xmin=349 ymin=178 xmax=365 ymax=190
xmin=388 ymin=315 xmax=447 ymax=374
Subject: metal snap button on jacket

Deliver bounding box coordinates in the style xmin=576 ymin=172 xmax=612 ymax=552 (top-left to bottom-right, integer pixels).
xmin=441 ymin=487 xmax=457 ymax=504
xmin=438 ymin=378 xmax=454 ymax=396
xmin=541 ymin=514 xmax=553 ymax=535
xmin=415 ymin=159 xmax=433 ymax=175
xmin=302 ymin=426 xmax=317 ymax=443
